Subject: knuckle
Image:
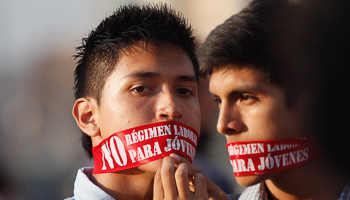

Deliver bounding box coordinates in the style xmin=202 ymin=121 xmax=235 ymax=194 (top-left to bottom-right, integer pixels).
xmin=195 ymin=173 xmax=205 ymax=181
xmin=175 ymin=168 xmax=186 ymax=179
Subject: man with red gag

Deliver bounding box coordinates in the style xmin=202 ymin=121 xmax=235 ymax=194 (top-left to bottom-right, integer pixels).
xmin=67 ymin=3 xmax=226 ymax=200
xmin=197 ymin=0 xmax=350 ymax=199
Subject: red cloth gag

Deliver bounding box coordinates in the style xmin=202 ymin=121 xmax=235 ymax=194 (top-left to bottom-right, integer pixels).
xmin=226 ymin=137 xmax=322 ymax=176
xmin=92 ymin=121 xmax=199 ymax=174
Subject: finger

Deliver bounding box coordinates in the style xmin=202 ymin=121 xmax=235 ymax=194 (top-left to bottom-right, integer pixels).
xmin=194 ymin=173 xmax=209 ymax=200
xmin=170 ymin=154 xmax=196 ymax=173
xmin=175 ymin=163 xmax=192 ymax=199
xmin=171 ymin=154 xmax=214 ymax=189
xmin=153 ymin=168 xmax=164 ymax=200
xmin=161 ymin=156 xmax=177 ymax=198
xmin=170 ymin=153 xmax=201 ymax=180
xmin=170 ymin=154 xmax=228 ymax=199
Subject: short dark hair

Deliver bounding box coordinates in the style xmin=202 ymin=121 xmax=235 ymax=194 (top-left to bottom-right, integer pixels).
xmin=198 ymin=0 xmax=294 ymax=97
xmin=73 ymin=3 xmax=198 ymax=158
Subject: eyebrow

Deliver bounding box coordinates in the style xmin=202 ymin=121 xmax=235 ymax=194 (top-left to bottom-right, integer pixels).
xmin=122 ymin=71 xmax=197 ymax=83
xmin=209 ymin=85 xmax=263 ymax=98
xmin=176 ymin=75 xmax=197 ymax=83
xmin=122 ymin=71 xmax=161 ymax=79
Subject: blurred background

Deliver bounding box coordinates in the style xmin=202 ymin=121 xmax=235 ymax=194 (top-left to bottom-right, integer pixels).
xmin=0 ymin=0 xmax=250 ymax=199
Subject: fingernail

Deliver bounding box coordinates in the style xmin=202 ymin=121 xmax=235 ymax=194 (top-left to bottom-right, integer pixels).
xmin=170 ymin=153 xmax=180 ymax=162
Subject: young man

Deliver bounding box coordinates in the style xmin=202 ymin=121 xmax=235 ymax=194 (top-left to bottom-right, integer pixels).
xmin=197 ymin=0 xmax=350 ymax=199
xmin=68 ymin=4 xmax=226 ymax=200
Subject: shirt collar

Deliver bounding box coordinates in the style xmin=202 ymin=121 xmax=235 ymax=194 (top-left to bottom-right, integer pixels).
xmin=238 ymin=182 xmax=268 ymax=200
xmin=73 ymin=167 xmax=115 ymax=200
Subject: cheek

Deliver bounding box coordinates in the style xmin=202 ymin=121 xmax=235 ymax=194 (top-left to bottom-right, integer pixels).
xmin=241 ymin=105 xmax=264 ymax=126
xmin=121 ymin=99 xmax=157 ymax=126
xmin=191 ymin=101 xmax=201 ymax=118
xmin=184 ymin=101 xmax=201 ymax=130
xmin=99 ymin=101 xmax=136 ymax=134
xmin=258 ymin=106 xmax=297 ymax=140
xmin=133 ymin=100 xmax=156 ymax=118
xmin=243 ymin=106 xmax=278 ymax=139
xmin=99 ymin=109 xmax=125 ymax=137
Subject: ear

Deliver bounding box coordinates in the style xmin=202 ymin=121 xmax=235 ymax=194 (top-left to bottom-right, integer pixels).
xmin=72 ymin=98 xmax=100 ymax=138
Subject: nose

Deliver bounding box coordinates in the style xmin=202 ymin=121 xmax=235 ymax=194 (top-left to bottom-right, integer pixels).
xmin=216 ymin=102 xmax=243 ymax=135
xmin=156 ymin=90 xmax=183 ymax=121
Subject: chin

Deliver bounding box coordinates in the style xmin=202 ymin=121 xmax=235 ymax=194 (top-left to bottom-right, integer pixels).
xmin=235 ymin=174 xmax=271 ymax=187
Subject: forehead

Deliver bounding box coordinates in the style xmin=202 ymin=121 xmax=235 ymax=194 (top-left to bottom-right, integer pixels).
xmin=210 ymin=67 xmax=262 ymax=88
xmin=209 ymin=66 xmax=283 ymax=97
xmin=121 ymin=44 xmax=192 ymax=72
xmin=102 ymin=43 xmax=196 ymax=90
xmin=212 ymin=64 xmax=267 ymax=81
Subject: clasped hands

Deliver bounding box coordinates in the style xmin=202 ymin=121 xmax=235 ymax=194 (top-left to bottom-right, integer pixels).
xmin=153 ymin=154 xmax=228 ymax=200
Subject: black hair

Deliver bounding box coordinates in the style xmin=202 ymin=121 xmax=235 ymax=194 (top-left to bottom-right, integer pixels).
xmin=73 ymin=3 xmax=198 ymax=158
xmin=198 ymin=0 xmax=295 ymax=103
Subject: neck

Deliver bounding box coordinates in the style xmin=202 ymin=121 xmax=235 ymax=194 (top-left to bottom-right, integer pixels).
xmin=91 ymin=168 xmax=155 ymax=200
xmin=265 ymin=157 xmax=348 ymax=200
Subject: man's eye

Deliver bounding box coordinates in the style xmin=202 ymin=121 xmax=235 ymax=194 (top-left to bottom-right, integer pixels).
xmin=240 ymin=94 xmax=257 ymax=102
xmin=131 ymin=86 xmax=152 ymax=93
xmin=213 ymin=98 xmax=221 ymax=107
xmin=177 ymin=88 xmax=193 ymax=96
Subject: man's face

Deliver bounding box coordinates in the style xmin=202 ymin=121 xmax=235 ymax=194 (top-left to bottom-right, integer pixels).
xmin=94 ymin=43 xmax=200 ymax=174
xmin=209 ymin=66 xmax=303 ymax=186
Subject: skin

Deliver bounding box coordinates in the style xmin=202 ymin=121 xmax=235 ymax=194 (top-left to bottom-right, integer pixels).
xmin=73 ymin=43 xmax=202 ymax=200
xmin=209 ymin=66 xmax=348 ymax=200
xmin=209 ymin=67 xmax=303 ymax=186
xmin=153 ymin=154 xmax=228 ymax=200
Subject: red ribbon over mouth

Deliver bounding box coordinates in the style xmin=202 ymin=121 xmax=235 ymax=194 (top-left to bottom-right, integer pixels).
xmin=92 ymin=121 xmax=199 ymax=174
xmin=226 ymin=137 xmax=322 ymax=176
